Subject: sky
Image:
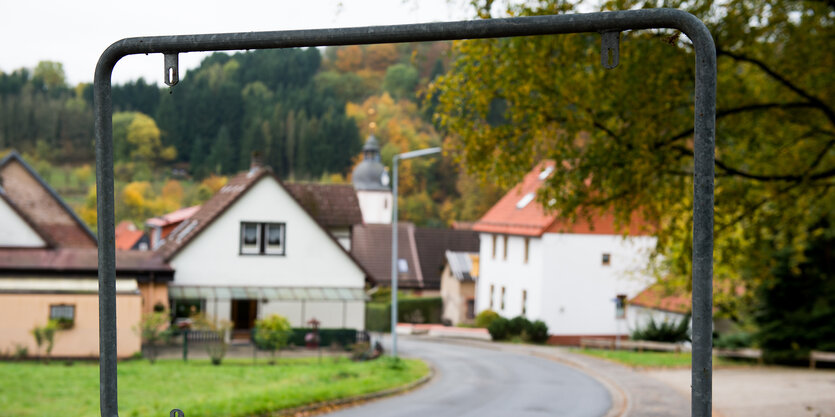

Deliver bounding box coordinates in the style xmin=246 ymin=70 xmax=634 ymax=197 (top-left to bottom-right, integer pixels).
xmin=0 ymin=0 xmax=473 ymax=86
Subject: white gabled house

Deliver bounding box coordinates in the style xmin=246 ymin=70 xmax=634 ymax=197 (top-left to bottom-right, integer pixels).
xmin=158 ymin=163 xmax=371 ymax=335
xmin=473 ymin=161 xmax=659 ymax=344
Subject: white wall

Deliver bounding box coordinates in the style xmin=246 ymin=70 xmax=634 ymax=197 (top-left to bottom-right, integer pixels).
xmin=0 ymin=197 xmax=46 ymax=247
xmin=539 ymin=233 xmax=657 ymax=336
xmin=356 ymin=190 xmax=392 ymax=224
xmin=475 ymin=233 xmax=543 ymax=320
xmin=171 ymin=177 xmax=366 ymax=290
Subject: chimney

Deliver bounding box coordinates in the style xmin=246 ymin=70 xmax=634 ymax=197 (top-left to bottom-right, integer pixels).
xmin=250 ymin=151 xmax=263 ymax=170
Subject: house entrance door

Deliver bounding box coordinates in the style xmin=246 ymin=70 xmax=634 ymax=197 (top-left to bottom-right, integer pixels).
xmin=231 ymin=299 xmax=257 ymax=339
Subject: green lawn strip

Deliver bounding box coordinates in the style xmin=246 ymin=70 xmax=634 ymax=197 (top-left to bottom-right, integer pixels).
xmin=571 ymin=348 xmax=746 ymax=368
xmin=0 ymin=357 xmax=428 ymax=417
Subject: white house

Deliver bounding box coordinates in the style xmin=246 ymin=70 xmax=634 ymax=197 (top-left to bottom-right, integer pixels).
xmin=473 ymin=161 xmax=659 ymax=344
xmin=158 ymin=163 xmax=371 ymax=336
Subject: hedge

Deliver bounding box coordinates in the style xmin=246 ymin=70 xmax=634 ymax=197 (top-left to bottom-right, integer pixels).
xmin=365 ymin=297 xmax=443 ymax=332
xmin=254 ymin=328 xmax=358 ymax=348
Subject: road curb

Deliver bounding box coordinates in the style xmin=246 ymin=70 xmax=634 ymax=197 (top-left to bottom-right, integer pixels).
xmin=263 ymin=360 xmax=436 ymax=416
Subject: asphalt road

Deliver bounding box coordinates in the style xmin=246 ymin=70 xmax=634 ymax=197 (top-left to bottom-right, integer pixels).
xmin=326 ymin=336 xmax=612 ymax=417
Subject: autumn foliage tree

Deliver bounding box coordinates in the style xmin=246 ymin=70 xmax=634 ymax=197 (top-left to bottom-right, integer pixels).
xmin=431 ymin=0 xmax=834 ymax=318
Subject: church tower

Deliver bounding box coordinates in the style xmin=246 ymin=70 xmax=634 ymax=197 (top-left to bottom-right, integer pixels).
xmin=351 ymin=134 xmax=392 ymax=224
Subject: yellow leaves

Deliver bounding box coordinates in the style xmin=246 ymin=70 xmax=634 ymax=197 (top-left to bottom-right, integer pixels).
xmin=122 ymin=181 xmax=150 ymax=209
xmin=201 ymin=175 xmax=228 ymax=194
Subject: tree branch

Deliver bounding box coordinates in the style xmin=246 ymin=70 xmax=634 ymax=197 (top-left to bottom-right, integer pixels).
xmin=717 ymin=49 xmax=835 ymax=126
xmin=672 ymin=145 xmax=835 ymax=182
xmin=655 ymin=101 xmax=821 ymax=149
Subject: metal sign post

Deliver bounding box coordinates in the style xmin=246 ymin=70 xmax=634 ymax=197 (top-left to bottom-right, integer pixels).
xmin=95 ymin=9 xmax=714 ymax=417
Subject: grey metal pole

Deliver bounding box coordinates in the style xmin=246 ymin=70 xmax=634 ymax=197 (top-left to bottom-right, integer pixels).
xmin=94 ymin=10 xmax=714 ymax=416
xmin=390 ymin=156 xmax=399 ymax=359
xmin=390 ymin=147 xmax=442 ymax=360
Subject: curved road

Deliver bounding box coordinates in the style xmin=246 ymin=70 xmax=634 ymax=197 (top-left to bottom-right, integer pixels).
xmin=327 ymin=336 xmax=612 ymax=417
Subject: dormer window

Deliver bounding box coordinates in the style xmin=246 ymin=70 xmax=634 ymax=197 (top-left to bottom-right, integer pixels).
xmin=516 ymin=192 xmax=535 ymax=209
xmin=241 ymin=222 xmax=285 ymax=255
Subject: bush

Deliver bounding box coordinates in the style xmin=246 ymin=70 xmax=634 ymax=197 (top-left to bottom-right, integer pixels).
xmin=475 ymin=310 xmax=500 ymax=328
xmin=191 ymin=314 xmax=232 ymax=365
xmin=631 ymin=314 xmax=691 ymax=343
xmin=714 ymin=332 xmax=754 ymax=349
xmin=134 ymin=310 xmax=170 ymax=364
xmin=253 ymin=314 xmax=292 ymax=363
xmin=508 ymin=316 xmax=531 ymax=336
xmin=525 ymin=320 xmax=550 ymax=344
xmin=31 ymin=320 xmax=59 ymax=362
xmin=487 ymin=317 xmax=510 ymax=341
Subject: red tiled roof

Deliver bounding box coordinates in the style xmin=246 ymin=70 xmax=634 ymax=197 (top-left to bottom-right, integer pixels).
xmin=473 ymin=161 xmax=559 ymax=237
xmin=474 ymin=161 xmax=653 ymax=237
xmin=629 ymin=284 xmax=691 ymax=315
xmin=146 ymin=205 xmax=201 ymax=228
xmin=0 ymin=248 xmax=172 ymax=274
xmin=284 ymin=183 xmax=363 ymax=227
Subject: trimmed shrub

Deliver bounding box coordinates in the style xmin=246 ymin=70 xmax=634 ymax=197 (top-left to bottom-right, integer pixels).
xmin=525 ymin=320 xmax=549 ymax=344
xmin=487 ymin=317 xmax=510 ymax=341
xmin=475 ymin=310 xmax=500 ymax=328
xmin=285 ymin=328 xmax=358 ymax=348
xmin=508 ymin=316 xmax=531 ymax=336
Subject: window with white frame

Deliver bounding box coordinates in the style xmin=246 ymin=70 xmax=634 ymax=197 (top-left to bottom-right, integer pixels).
xmin=240 ymin=222 xmax=285 ymax=255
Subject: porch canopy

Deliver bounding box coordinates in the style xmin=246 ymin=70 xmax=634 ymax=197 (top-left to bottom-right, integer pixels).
xmin=168 ymin=286 xmax=367 ymax=302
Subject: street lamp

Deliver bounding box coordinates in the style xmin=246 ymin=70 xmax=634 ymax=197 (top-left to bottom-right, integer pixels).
xmin=391 ymin=147 xmax=442 ymax=359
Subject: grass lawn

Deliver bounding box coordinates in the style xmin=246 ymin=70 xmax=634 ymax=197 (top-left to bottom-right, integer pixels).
xmin=0 ymin=356 xmax=428 ymax=417
xmin=572 ymin=348 xmax=747 ymax=368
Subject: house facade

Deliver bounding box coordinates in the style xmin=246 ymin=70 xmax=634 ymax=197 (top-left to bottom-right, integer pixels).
xmin=474 ymin=161 xmax=658 ymax=344
xmin=0 ymin=151 xmax=171 ymax=358
xmin=159 ymin=164 xmax=370 ymax=335
xmin=440 ymin=251 xmax=479 ymax=326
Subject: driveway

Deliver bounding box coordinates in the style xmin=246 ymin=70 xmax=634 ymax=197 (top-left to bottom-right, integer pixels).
xmin=326 ymin=336 xmax=612 ymax=417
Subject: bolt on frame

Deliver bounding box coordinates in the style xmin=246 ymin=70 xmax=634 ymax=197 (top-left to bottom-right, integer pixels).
xmin=94 ymin=8 xmax=715 ymax=417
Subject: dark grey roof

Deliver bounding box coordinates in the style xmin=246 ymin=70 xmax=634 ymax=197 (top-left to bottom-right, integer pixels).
xmin=413 ymin=227 xmax=480 ymax=289
xmin=352 ymin=134 xmax=390 ymax=191
xmin=350 ymin=222 xmax=423 ymax=289
xmin=350 ymin=224 xmax=480 ymax=290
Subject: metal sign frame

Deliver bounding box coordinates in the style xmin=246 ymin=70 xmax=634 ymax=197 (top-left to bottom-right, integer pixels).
xmin=94 ymin=8 xmax=715 ymax=417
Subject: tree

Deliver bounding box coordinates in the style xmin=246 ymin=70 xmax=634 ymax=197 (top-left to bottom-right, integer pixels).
xmin=383 ymin=64 xmax=419 ymax=101
xmin=32 ymin=61 xmax=66 ymax=91
xmin=754 ymin=221 xmax=835 ymax=363
xmin=126 ymin=112 xmax=176 ymax=165
xmin=431 ymin=0 xmax=834 ymax=318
